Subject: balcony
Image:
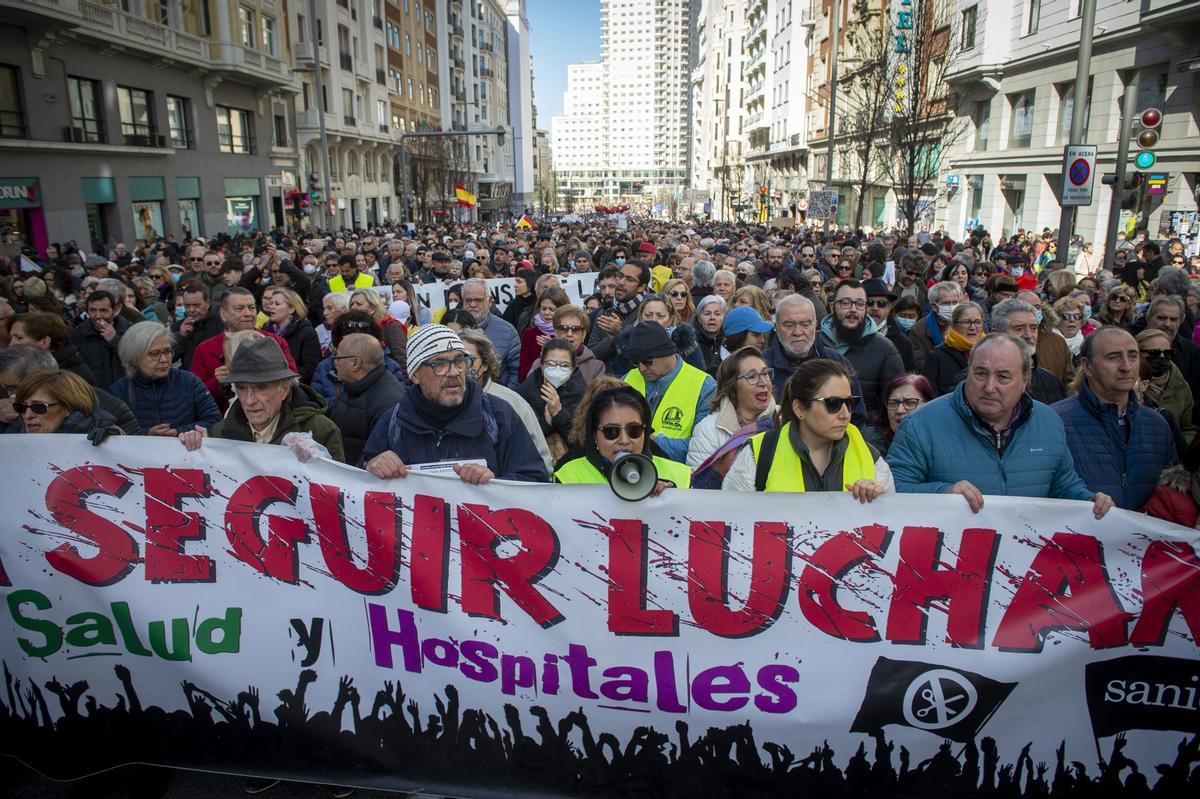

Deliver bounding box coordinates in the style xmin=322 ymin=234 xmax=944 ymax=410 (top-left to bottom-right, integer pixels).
xmin=297 ymin=108 xmax=338 ymax=131
xmin=379 ymin=124 xmax=389 ymax=134
xmin=480 ymin=66 xmax=494 ymax=79
xmin=745 ymin=12 xmax=766 ymax=45
xmin=355 ymin=57 xmax=371 ymax=80
xmin=373 ymin=15 xmax=383 ymax=30
xmin=453 ymin=57 xmax=465 ymax=70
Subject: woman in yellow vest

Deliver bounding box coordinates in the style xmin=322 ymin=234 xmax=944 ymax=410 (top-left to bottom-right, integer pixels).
xmin=721 ymin=359 xmax=893 ymax=500
xmin=554 ymin=382 xmax=691 ymax=495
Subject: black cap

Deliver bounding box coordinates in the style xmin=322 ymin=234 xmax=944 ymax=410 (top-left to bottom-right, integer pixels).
xmin=626 ymin=321 xmax=677 ymax=363
xmin=432 ymin=252 xmax=451 ymax=263
xmin=861 ymin=278 xmax=896 ymax=300
xmin=919 ymin=242 xmax=940 ymax=256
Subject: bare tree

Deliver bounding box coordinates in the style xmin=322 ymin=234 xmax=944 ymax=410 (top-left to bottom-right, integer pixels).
xmin=837 ymin=2 xmax=894 ymax=228
xmin=407 ymin=133 xmax=450 ymax=223
xmin=877 ymin=2 xmax=966 ymax=230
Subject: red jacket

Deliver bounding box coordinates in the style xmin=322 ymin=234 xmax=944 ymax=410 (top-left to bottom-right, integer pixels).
xmin=189 ymin=331 xmax=298 ymax=413
xmin=1143 ymin=465 xmax=1200 ymax=527
xmin=518 ymin=325 xmax=549 ymax=382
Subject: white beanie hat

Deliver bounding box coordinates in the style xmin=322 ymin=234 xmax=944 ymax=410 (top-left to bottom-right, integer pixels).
xmin=405 ymin=324 xmax=466 ymax=373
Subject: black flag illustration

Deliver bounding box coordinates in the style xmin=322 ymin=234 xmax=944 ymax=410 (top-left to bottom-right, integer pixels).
xmin=850 ymin=656 xmax=1017 ymax=743
xmin=1085 ymin=655 xmax=1200 ymax=738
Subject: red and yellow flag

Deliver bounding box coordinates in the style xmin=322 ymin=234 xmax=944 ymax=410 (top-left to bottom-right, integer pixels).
xmin=516 ymin=214 xmax=534 ymax=229
xmin=454 ymin=184 xmax=476 ymax=208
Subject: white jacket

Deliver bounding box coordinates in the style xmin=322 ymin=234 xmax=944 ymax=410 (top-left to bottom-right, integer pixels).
xmin=686 ymin=396 xmax=777 ymax=470
xmin=483 ymin=380 xmax=554 ymax=474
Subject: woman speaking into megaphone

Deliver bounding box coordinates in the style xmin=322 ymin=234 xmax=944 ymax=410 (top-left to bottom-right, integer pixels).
xmin=554 ymin=380 xmax=691 ymax=497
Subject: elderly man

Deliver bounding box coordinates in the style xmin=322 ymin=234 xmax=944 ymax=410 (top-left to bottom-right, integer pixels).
xmin=328 ymin=333 xmax=407 ymax=466
xmin=70 ymin=289 xmax=131 ymax=389
xmin=460 ymin=278 xmax=521 ymax=388
xmin=180 ymin=336 xmax=343 ymax=461
xmin=189 ymin=287 xmax=298 ymax=411
xmin=763 ymin=294 xmax=867 ymax=423
xmin=908 ymin=280 xmax=963 ymax=370
xmin=361 ymin=325 xmax=547 ymax=482
xmin=862 ymin=278 xmax=915 ymax=370
xmin=988 ymin=299 xmax=1064 ymax=404
xmin=887 ymin=333 xmax=1114 ymax=518
xmin=817 ymin=279 xmax=903 ymax=412
xmin=622 ymin=320 xmax=717 ymax=464
xmin=1052 ymin=327 xmax=1176 ymax=511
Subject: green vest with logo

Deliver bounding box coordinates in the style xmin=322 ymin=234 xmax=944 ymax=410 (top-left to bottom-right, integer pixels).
xmin=624 ymin=360 xmax=708 ymax=440
xmin=554 ymin=454 xmax=692 ymax=488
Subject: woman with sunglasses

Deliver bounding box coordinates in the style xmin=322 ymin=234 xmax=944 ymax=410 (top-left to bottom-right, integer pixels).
xmin=12 ymin=368 xmax=122 ymax=438
xmin=661 ymin=278 xmax=695 ymax=322
xmin=1095 ymin=286 xmax=1137 ymax=327
xmin=1136 ymin=328 xmax=1197 ymax=446
xmin=863 ymin=373 xmax=936 ymax=457
xmin=722 ymin=359 xmax=892 ymax=499
xmin=687 ymin=346 xmax=776 ymax=477
xmin=920 ymin=303 xmax=985 ymax=396
xmin=554 ymin=382 xmax=690 ymax=492
xmin=1051 ymin=295 xmax=1088 ymax=358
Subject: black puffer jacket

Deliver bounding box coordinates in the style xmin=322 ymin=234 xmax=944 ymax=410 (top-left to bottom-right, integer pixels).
xmin=328 ymin=364 xmax=407 ymax=465
xmin=69 ymin=316 xmax=131 ymax=389
xmin=691 ymin=320 xmax=723 ymax=375
xmin=516 ymin=368 xmax=587 ymax=441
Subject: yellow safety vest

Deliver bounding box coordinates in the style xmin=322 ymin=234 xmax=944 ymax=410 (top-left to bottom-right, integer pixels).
xmin=748 ymin=422 xmax=874 ymax=492
xmin=554 ymin=454 xmax=692 ymax=488
xmin=328 ymin=273 xmax=376 ymax=293
xmin=624 ymin=360 xmax=708 ymax=440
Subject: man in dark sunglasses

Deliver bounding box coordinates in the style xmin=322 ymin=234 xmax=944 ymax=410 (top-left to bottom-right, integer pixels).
xmin=620 ymin=321 xmax=716 ymax=464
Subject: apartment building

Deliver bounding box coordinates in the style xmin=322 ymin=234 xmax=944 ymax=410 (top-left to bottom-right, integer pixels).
xmin=689 ymin=0 xmax=747 ymax=221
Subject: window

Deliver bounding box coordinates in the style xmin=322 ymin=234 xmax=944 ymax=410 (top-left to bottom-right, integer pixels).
xmin=1025 ymin=0 xmax=1040 ymax=35
xmin=1056 ymin=79 xmax=1092 ymax=143
xmin=261 ymin=16 xmax=276 ymax=55
xmin=166 ymin=95 xmax=192 ymax=148
xmin=961 ymin=6 xmax=977 ymax=50
xmin=216 ymin=106 xmax=253 ymax=153
xmin=404 ymin=33 xmax=411 ymax=55
xmin=239 ymin=6 xmax=256 ymax=48
xmin=68 ymin=77 xmax=104 ymax=142
xmin=118 ymin=86 xmax=154 ymax=145
xmin=273 ymin=114 xmax=287 ymax=147
xmin=376 ymin=99 xmax=387 ymax=129
xmin=1008 ymin=91 xmax=1034 ymax=148
xmin=974 ymin=100 xmax=990 ymax=151
xmin=342 ymin=88 xmax=354 ymax=122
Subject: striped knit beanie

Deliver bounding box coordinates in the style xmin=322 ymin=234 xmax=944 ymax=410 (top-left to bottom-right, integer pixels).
xmin=406 ymin=324 xmax=466 ymax=373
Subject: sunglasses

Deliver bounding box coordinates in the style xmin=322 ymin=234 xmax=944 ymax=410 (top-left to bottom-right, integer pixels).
xmin=597 ymin=423 xmax=646 ymax=441
xmin=667 ymin=290 xmax=689 ymax=298
xmin=14 ymin=400 xmax=62 ymax=415
xmin=1110 ymin=295 xmax=1131 ymax=304
xmin=554 ymin=324 xmax=585 ymax=334
xmin=1140 ymin=348 xmax=1171 ymax=359
xmin=865 ymin=299 xmax=891 ymax=308
xmin=1058 ymin=312 xmax=1083 ymax=322
xmin=803 ymin=395 xmax=860 ymax=413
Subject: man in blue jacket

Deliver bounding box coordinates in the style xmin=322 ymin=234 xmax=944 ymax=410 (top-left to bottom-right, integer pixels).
xmin=462 ymin=278 xmax=521 ymax=389
xmin=361 ymin=324 xmax=547 ymax=484
xmin=1052 ymin=326 xmax=1176 ymax=511
xmin=888 ymin=333 xmax=1115 ymax=519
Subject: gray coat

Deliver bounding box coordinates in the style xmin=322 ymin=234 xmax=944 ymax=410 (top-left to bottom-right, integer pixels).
xmin=478 ymin=312 xmax=521 ymax=389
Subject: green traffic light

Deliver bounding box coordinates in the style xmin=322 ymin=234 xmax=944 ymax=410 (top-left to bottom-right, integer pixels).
xmin=1135 ymin=151 xmax=1157 ymax=170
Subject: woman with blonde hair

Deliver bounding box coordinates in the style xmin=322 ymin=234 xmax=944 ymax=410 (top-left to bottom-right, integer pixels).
xmin=264 ymin=287 xmax=322 ymax=384
xmin=1051 ymin=294 xmax=1088 ymax=358
xmin=1094 ymin=284 xmax=1137 ymax=327
xmin=661 ymin=277 xmax=695 ymax=322
xmin=12 ymin=368 xmax=122 ymax=437
xmin=731 ymin=285 xmax=772 ymax=321
xmin=350 ymin=287 xmax=407 ymax=375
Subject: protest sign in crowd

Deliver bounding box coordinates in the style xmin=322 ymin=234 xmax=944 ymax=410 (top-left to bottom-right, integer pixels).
xmin=1 ymin=219 xmax=1198 ymax=797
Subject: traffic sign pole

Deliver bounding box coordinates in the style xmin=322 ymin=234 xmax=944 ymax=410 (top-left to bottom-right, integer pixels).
xmin=1102 ymin=68 xmax=1141 ymax=275
xmin=1056 ymin=0 xmax=1097 ymax=265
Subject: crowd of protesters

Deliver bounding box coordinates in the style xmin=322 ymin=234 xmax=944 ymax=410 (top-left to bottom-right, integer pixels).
xmin=2 ymin=220 xmax=1200 ymax=524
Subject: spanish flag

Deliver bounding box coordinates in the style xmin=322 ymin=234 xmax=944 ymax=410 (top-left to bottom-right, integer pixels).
xmin=516 ymin=214 xmax=534 ymax=229
xmin=454 ymin=184 xmax=476 ymax=208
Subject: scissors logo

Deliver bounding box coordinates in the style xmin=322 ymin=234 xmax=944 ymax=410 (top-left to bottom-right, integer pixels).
xmin=901 ymin=669 xmax=978 ymax=730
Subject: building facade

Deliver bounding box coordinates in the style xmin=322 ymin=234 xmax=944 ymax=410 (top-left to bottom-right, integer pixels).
xmin=689 ymin=0 xmax=747 ymax=221
xmin=942 ymin=0 xmax=1200 ymax=247
xmin=505 ymin=0 xmax=534 ymax=214
xmin=553 ymin=0 xmax=693 ymax=211
xmin=0 ymin=0 xmax=297 ymax=253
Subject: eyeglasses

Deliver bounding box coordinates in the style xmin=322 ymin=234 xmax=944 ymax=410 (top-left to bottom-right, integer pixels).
xmin=809 ymin=281 xmax=824 ymax=290
xmin=836 ymin=263 xmax=853 ymax=271
xmin=423 ymin=355 xmax=475 ymax=375
xmin=737 ymin=369 xmax=772 ymax=385
xmin=1110 ymin=295 xmax=1131 ymax=304
xmin=597 ymin=423 xmax=646 ymax=440
xmin=1058 ymin=312 xmax=1083 ymax=322
xmin=330 ymin=354 xmax=359 ymax=362
xmin=886 ymin=397 xmax=923 ymax=411
xmin=554 ymin=324 xmax=585 ymax=334
xmin=955 ymin=318 xmax=985 ymax=328
xmin=461 ymin=295 xmax=487 ymax=306
xmin=667 ymin=290 xmax=689 ymax=298
xmin=904 ymin=269 xmax=924 ymax=278
xmin=803 ymin=395 xmax=860 ymax=413
xmin=145 ymin=347 xmax=173 ymax=361
xmin=1140 ymin=348 xmax=1171 ymax=359
xmin=149 ymin=272 xmax=165 ymax=280
xmin=834 ymin=298 xmax=867 ymax=310
xmin=14 ymin=400 xmax=62 ymax=415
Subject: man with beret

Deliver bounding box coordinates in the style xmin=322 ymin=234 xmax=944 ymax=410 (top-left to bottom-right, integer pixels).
xmin=361 ymin=324 xmax=547 ymax=483
xmin=622 ymin=320 xmax=717 ymax=463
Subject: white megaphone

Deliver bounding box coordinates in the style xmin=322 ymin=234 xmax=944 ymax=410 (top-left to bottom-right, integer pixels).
xmin=607 ymin=451 xmax=658 ymax=502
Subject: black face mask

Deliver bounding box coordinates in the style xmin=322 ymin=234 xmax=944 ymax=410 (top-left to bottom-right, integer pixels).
xmin=1147 ymin=356 xmax=1171 ymax=377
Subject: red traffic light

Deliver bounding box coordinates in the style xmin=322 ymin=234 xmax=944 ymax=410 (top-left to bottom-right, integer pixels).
xmin=1140 ymin=108 xmax=1162 ymax=128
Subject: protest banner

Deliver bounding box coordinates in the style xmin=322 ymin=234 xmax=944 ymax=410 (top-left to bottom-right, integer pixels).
xmin=1 ymin=436 xmax=1197 ymax=796
xmin=372 ymin=273 xmax=598 ymax=316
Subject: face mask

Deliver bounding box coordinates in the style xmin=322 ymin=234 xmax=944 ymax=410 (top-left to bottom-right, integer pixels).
xmin=936 ymin=304 xmax=956 ymax=322
xmin=895 ymin=316 xmax=916 ymax=331
xmin=1082 ymin=304 xmax=1092 ymax=320
xmin=71 ymin=266 xmax=85 ymax=278
xmin=1012 ymin=267 xmax=1024 ymax=278
xmin=1146 ymin=355 xmax=1171 ymax=377
xmin=303 ymin=263 xmax=318 ymax=275
xmin=1034 ymin=309 xmax=1044 ymax=325
xmin=169 ymin=272 xmax=181 ymax=285
xmin=614 ymin=258 xmax=626 ymax=266
xmin=175 ymin=305 xmax=186 ymax=320
xmin=543 ymin=365 xmax=572 ymax=388
xmin=448 ymin=301 xmax=459 ymax=310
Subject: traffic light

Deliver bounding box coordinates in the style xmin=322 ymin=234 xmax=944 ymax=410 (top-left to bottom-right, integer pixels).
xmin=308 ymin=173 xmax=323 ymax=201
xmin=1133 ymin=108 xmax=1161 ymax=171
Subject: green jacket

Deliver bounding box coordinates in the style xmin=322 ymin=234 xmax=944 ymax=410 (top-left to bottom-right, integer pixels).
xmin=211 ymin=382 xmax=345 ymax=463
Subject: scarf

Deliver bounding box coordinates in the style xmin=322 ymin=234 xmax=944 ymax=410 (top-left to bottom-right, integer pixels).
xmin=410 ymin=377 xmax=474 ymax=427
xmin=943 ymin=326 xmax=977 ymax=352
xmin=924 ymin=312 xmax=945 ymax=347
xmin=610 ymin=291 xmax=647 ymax=319
xmin=1056 ymin=328 xmax=1084 ymax=356
xmin=264 ymin=316 xmax=297 ymax=338
xmin=533 ymin=313 xmax=556 ymax=336
xmin=1144 ymin=369 xmax=1170 ymax=408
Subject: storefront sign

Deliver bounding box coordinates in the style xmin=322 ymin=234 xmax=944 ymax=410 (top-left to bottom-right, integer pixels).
xmin=0 ymin=178 xmax=40 ymax=209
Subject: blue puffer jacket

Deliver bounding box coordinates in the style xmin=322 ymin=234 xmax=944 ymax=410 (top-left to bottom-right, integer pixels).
xmin=310 ymin=355 xmax=407 ymax=404
xmin=887 ymin=383 xmax=1093 ymax=501
xmin=359 ymin=380 xmax=548 ymax=482
xmin=1052 ymin=383 xmax=1177 ymax=511
xmin=109 ymin=369 xmax=221 ymax=434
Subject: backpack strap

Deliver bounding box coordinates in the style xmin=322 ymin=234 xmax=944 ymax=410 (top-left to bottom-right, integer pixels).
xmin=754 ymin=427 xmax=784 ymax=492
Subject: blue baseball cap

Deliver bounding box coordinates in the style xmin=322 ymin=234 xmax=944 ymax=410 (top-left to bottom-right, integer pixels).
xmin=723 ymin=306 xmax=774 ymax=336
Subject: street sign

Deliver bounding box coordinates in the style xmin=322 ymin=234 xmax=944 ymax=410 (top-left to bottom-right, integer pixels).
xmin=1060 ymin=145 xmax=1097 ymax=207
xmin=1147 ymin=173 xmax=1168 ymax=196
xmin=808 ymin=189 xmax=838 ymax=220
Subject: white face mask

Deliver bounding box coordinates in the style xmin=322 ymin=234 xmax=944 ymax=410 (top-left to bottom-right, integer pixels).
xmin=543 ymin=365 xmax=572 ymax=388
xmin=303 ymin=263 xmax=318 ymax=274
xmin=936 ymin=304 xmax=956 ymax=322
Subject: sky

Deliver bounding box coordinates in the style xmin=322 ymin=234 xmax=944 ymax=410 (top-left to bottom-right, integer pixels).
xmin=527 ymin=0 xmax=601 ymax=132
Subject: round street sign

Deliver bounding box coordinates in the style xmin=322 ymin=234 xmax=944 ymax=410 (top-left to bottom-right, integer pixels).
xmin=1068 ymin=158 xmax=1090 ymax=186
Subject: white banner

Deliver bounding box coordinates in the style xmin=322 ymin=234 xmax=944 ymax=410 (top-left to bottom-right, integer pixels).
xmin=1 ymin=436 xmax=1197 ymax=795
xmin=372 ymin=273 xmax=598 ymax=315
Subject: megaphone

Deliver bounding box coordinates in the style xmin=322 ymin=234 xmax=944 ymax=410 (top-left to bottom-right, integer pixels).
xmin=607 ymin=451 xmax=658 ymax=502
